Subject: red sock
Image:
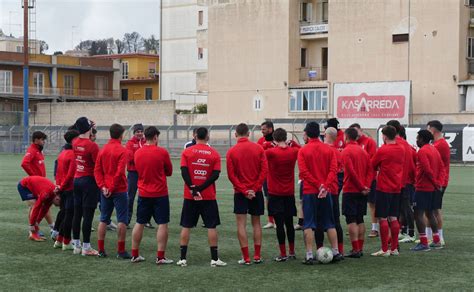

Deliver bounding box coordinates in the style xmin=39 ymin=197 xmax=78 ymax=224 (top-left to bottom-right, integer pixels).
xmin=241 ymin=246 xmax=250 ymax=262
xmin=358 ymin=239 xmax=364 ymax=251
xmin=316 ymin=243 xmax=323 ymax=249
xmin=63 ymin=238 xmax=71 ymax=245
xmin=390 ymin=220 xmax=400 ymax=251
xmin=289 ymin=242 xmax=295 ymax=255
xmin=98 ymin=239 xmax=105 ymax=252
xmin=279 ymin=244 xmax=287 ymax=257
xmin=254 ymin=244 xmax=261 ymax=260
xmin=420 ymin=234 xmax=428 ymax=246
xmin=157 ymin=250 xmax=165 ymax=260
xmin=433 ymin=233 xmax=440 ymax=244
xmin=132 ymin=248 xmax=139 ymax=258
xmin=379 ymin=220 xmax=390 ymax=252
xmin=117 ymin=241 xmax=125 ymax=253
xmin=351 ymin=240 xmax=359 ymax=252
xmin=338 ymin=242 xmax=344 ymax=254
xmin=269 ymin=216 xmax=275 ymax=224
xmin=57 ymin=235 xmax=64 ymax=243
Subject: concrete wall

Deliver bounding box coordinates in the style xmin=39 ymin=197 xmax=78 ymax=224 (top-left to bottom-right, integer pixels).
xmin=31 ymin=100 xmax=176 ymax=126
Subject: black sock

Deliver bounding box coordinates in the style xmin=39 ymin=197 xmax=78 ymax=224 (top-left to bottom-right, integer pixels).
xmin=210 ymin=246 xmax=218 ymax=261
xmin=408 ymin=228 xmax=415 ymax=237
xmin=298 ymin=218 xmax=303 ymax=226
xmin=180 ymin=245 xmax=188 ymax=260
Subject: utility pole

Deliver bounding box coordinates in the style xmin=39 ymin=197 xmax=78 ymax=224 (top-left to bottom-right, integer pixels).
xmin=23 ymin=0 xmax=30 ymax=149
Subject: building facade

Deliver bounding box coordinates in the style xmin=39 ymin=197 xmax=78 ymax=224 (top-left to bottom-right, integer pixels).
xmin=205 ymin=0 xmax=474 ymax=127
xmin=161 ymin=0 xmax=208 ymax=110
xmin=0 ymin=35 xmax=41 ymax=55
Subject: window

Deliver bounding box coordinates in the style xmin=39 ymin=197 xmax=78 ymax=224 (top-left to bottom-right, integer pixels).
xmin=468 ymin=37 xmax=474 ymax=59
xmin=393 ymin=33 xmax=409 ymax=43
xmin=253 ymin=95 xmax=263 ymax=111
xmin=148 ymin=62 xmax=156 ymax=77
xmin=198 ymin=47 xmax=204 ymax=60
xmin=95 ymin=76 xmax=108 ymax=97
xmin=121 ymin=61 xmax=129 ymax=79
xmin=198 ymin=10 xmax=204 ymax=26
xmin=33 ymin=72 xmax=44 ymax=95
xmin=301 ymin=48 xmax=307 ymax=67
xmin=16 ymin=46 xmax=22 ymax=53
xmin=121 ymin=89 xmax=129 ymax=101
xmin=322 ymin=1 xmax=329 ymax=23
xmin=64 ymin=75 xmax=74 ymax=95
xmin=300 ymin=2 xmax=312 ymax=22
xmin=0 ymin=71 xmax=12 ymax=93
xmin=145 ymin=88 xmax=153 ymax=100
xmin=289 ymin=89 xmax=328 ymax=112
xmin=465 ymin=0 xmax=474 ymax=7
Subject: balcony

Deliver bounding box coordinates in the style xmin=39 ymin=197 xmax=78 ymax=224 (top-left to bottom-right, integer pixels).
xmin=300 ymin=22 xmax=328 ymax=39
xmin=0 ymin=86 xmax=120 ymax=101
xmin=299 ymin=67 xmax=327 ymax=81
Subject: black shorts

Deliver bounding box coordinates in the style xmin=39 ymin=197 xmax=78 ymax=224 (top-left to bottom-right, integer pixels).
xmin=342 ymin=193 xmax=368 ymax=217
xmin=73 ymin=176 xmax=99 ymax=209
xmin=60 ymin=190 xmax=74 ymax=210
xmin=375 ymin=191 xmax=400 ymax=218
xmin=413 ymin=191 xmax=434 ymax=211
xmin=368 ymin=180 xmax=377 ymax=204
xmin=234 ymin=192 xmax=264 ymax=216
xmin=432 ymin=187 xmax=445 ymax=210
xmin=268 ymin=195 xmax=297 ymax=217
xmin=180 ymin=199 xmax=220 ymax=229
xmin=136 ymin=196 xmax=170 ymax=225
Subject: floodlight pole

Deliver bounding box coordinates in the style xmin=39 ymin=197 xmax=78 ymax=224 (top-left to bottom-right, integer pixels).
xmin=23 ymin=0 xmax=30 ymax=149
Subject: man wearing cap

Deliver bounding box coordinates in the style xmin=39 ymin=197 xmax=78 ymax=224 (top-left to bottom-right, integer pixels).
xmin=325 ymin=118 xmax=345 ymax=152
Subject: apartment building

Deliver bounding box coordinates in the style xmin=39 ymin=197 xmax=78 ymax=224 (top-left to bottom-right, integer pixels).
xmin=0 ymin=35 xmax=41 ymax=55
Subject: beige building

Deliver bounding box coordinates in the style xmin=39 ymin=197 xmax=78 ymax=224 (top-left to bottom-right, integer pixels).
xmin=206 ymin=0 xmax=474 ymax=127
xmin=0 ymin=35 xmax=41 ymax=55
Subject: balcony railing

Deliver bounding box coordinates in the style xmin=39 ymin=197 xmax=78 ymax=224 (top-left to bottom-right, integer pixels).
xmin=300 ymin=22 xmax=328 ymax=35
xmin=0 ymin=86 xmax=120 ymax=100
xmin=299 ymin=67 xmax=327 ymax=81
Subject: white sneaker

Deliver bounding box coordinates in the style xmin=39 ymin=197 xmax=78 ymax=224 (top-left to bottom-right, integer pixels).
xmin=176 ymin=259 xmax=187 ymax=267
xmin=263 ymin=223 xmax=275 ymax=229
xmin=81 ymin=247 xmax=99 ymax=256
xmin=53 ymin=240 xmax=62 ymax=249
xmin=371 ymin=250 xmax=391 ymax=257
xmin=107 ymin=222 xmax=117 ymax=231
xmin=399 ymin=235 xmax=415 ymax=243
xmin=238 ymin=259 xmax=251 ymax=265
xmin=156 ymin=258 xmax=174 ymax=265
xmin=211 ymin=259 xmax=227 ymax=267
xmin=73 ymin=246 xmax=82 ymax=255
xmin=62 ymin=243 xmax=74 ymax=251
xmin=390 ymin=249 xmax=400 ymax=256
xmin=440 ymin=239 xmax=446 ymax=247
xmin=131 ymin=255 xmax=145 ymax=263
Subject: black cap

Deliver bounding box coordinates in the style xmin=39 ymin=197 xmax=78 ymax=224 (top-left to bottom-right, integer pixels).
xmin=132 ymin=123 xmax=144 ymax=133
xmin=304 ymin=122 xmax=320 ymax=138
xmin=74 ymin=117 xmax=92 ymax=134
xmin=325 ymin=118 xmax=339 ymax=130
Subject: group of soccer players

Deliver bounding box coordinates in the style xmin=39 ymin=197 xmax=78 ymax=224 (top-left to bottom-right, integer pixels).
xmin=17 ymin=116 xmax=450 ymax=266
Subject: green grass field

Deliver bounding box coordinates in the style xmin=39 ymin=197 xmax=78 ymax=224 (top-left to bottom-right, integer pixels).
xmin=0 ymin=154 xmax=473 ymax=291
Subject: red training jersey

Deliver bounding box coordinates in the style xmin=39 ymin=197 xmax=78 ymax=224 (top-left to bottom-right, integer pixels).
xmin=73 ymin=137 xmax=99 ymax=178
xmin=333 ymin=130 xmax=346 ymax=152
xmin=371 ymin=143 xmax=405 ymax=194
xmin=357 ymin=135 xmax=377 ymax=158
xmin=20 ymin=176 xmax=56 ymax=225
xmin=396 ymin=137 xmax=416 ymax=188
xmin=415 ymin=144 xmax=445 ymax=192
xmin=21 ymin=143 xmax=46 ymax=177
xmin=328 ymin=144 xmax=343 ymax=195
xmin=226 ymin=137 xmax=268 ymax=194
xmin=342 ymin=141 xmax=372 ymax=194
xmin=265 ymin=146 xmax=299 ymax=196
xmin=181 ymin=144 xmax=221 ymax=200
xmin=433 ymin=138 xmax=450 ymax=187
xmin=298 ymin=138 xmax=337 ymax=195
xmin=55 ymin=148 xmax=76 ymax=192
xmin=134 ymin=144 xmax=173 ymax=198
xmin=126 ymin=136 xmax=145 ymax=172
xmin=94 ymin=139 xmax=128 ymax=194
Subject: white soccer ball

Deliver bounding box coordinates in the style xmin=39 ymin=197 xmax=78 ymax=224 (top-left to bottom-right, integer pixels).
xmin=316 ymin=247 xmax=333 ymax=264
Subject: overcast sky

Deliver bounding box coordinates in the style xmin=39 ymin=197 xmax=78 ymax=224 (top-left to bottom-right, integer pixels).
xmin=0 ymin=0 xmax=160 ymax=53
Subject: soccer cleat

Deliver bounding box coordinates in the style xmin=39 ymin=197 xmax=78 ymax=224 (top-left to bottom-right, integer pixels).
xmin=253 ymin=258 xmax=263 ymax=264
xmin=53 ymin=240 xmax=63 ymax=249
xmin=399 ymin=235 xmax=416 ymax=243
xmin=331 ymin=253 xmax=344 ymax=263
xmin=368 ymin=230 xmax=379 ymax=238
xmin=156 ymin=257 xmax=173 ymax=265
xmin=429 ymin=242 xmax=443 ymax=250
xmin=371 ymin=250 xmax=391 ymax=257
xmin=131 ymin=255 xmax=145 ymax=263
xmin=51 ymin=230 xmax=59 ymax=241
xmin=263 ymin=222 xmax=275 ymax=229
xmin=145 ymin=222 xmax=155 ymax=229
xmin=107 ymin=222 xmax=117 ymax=231
xmin=117 ymin=251 xmax=132 ymax=259
xmin=98 ymin=251 xmax=108 ymax=258
xmin=274 ymin=255 xmax=288 ymax=262
xmin=81 ymin=247 xmax=99 ymax=256
xmin=345 ymin=250 xmax=361 ymax=258
xmin=411 ymin=243 xmax=430 ymax=252
xmin=29 ymin=232 xmax=46 ymax=242
xmin=238 ymin=259 xmax=251 ymax=265
xmin=302 ymin=258 xmax=314 ymax=265
xmin=288 ymin=254 xmax=296 ymax=260
xmin=294 ymin=224 xmax=302 ymax=231
xmin=440 ymin=239 xmax=446 ymax=247
xmin=176 ymin=259 xmax=187 ymax=267
xmin=62 ymin=243 xmax=74 ymax=251
xmin=390 ymin=249 xmax=400 ymax=256
xmin=210 ymin=259 xmax=227 ymax=267
xmin=73 ymin=246 xmax=82 ymax=255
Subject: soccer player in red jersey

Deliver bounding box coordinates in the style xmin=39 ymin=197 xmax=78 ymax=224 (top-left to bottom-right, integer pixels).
xmin=427 ymin=120 xmax=450 ymax=245
xmin=341 ymin=128 xmax=372 ymax=258
xmin=94 ymin=124 xmax=131 ymax=259
xmin=17 ymin=176 xmax=60 ymax=241
xmin=53 ymin=129 xmax=80 ymax=250
xmin=349 ymin=123 xmax=379 ymax=238
xmin=71 ymin=117 xmax=100 ymax=256
xmin=314 ymin=127 xmax=344 ymax=254
xmin=370 ymin=125 xmax=405 ymax=257
xmin=227 ymin=123 xmax=268 ymax=265
xmin=411 ymin=130 xmax=445 ymax=251
xmin=177 ymin=127 xmax=227 ymax=267
xmin=258 ymin=121 xmax=276 ymax=228
xmin=325 ymin=118 xmax=345 ymax=152
xmin=265 ymin=128 xmax=299 ymax=262
xmin=125 ymin=123 xmax=148 ymax=228
xmin=131 ymin=126 xmax=173 ymax=264
xmin=298 ymin=122 xmax=343 ymax=264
